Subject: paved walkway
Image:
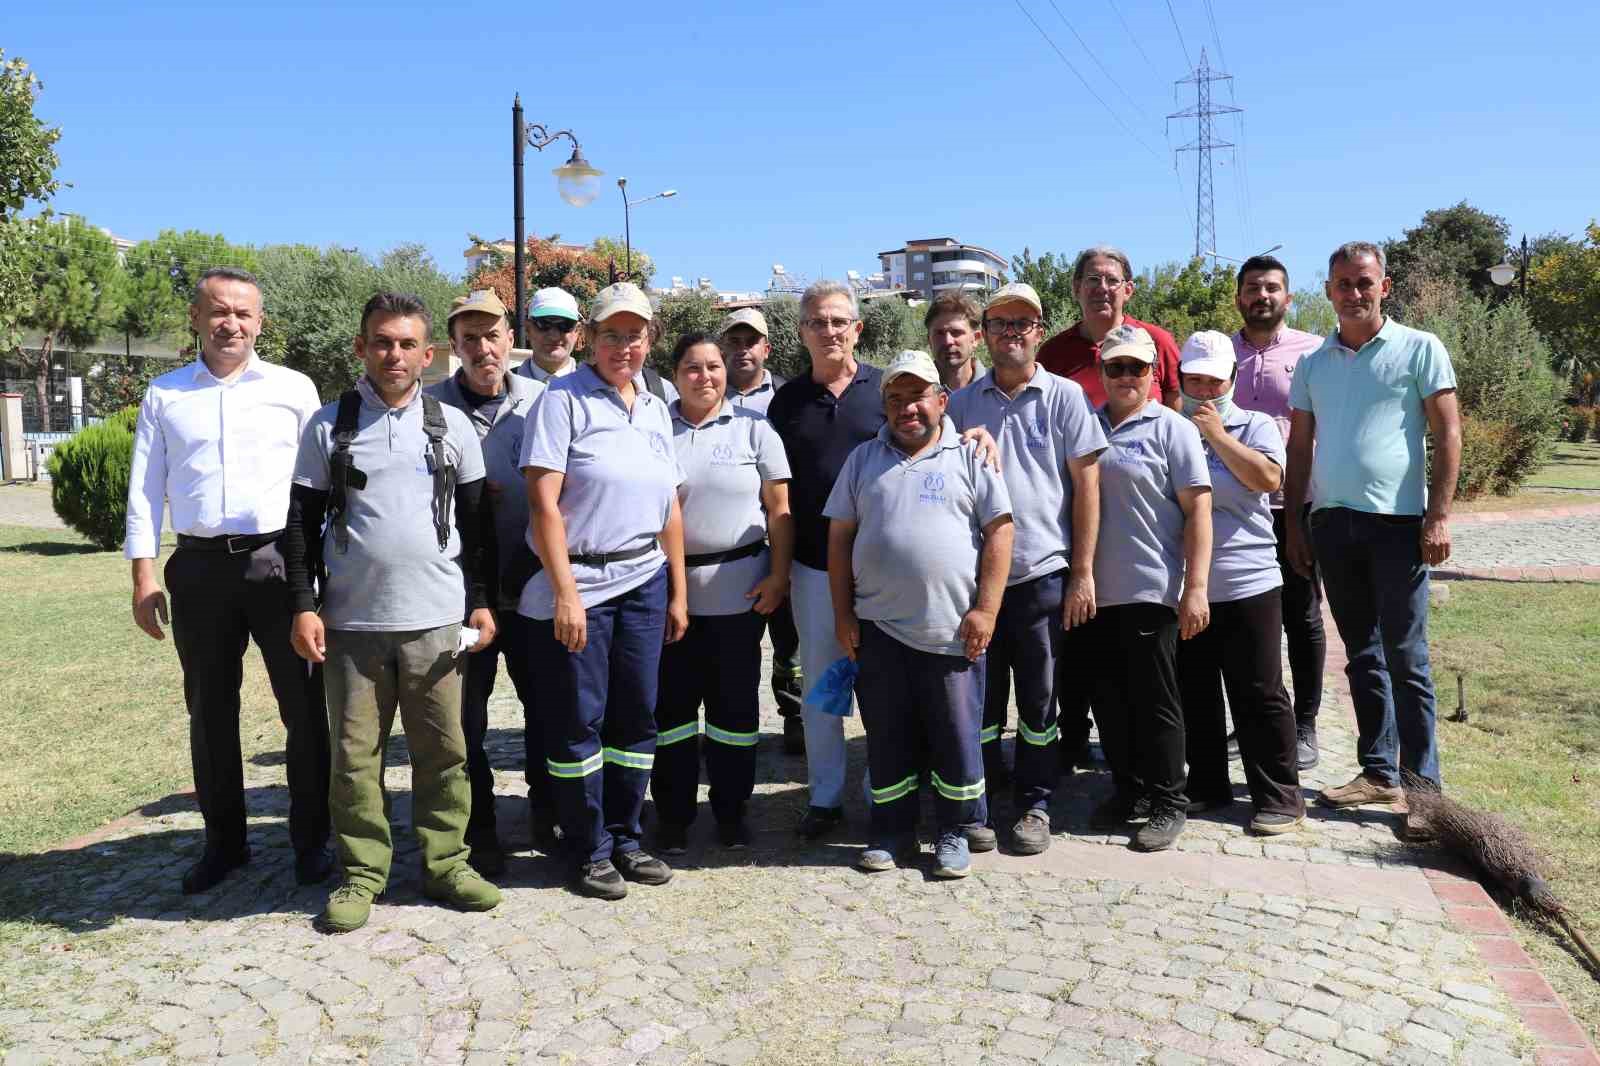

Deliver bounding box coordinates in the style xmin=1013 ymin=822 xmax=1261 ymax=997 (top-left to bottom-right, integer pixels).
xmin=4 ymin=617 xmax=1595 ymax=1066
xmin=0 ymin=482 xmax=65 ymax=531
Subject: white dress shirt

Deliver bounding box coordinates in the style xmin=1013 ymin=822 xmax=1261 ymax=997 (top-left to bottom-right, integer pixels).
xmin=124 ymin=353 xmax=321 ymax=559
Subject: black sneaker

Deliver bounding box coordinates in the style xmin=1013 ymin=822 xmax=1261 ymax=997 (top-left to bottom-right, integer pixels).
xmin=1130 ymin=794 xmax=1154 ymax=821
xmin=294 ymin=846 xmax=335 ymax=886
xmin=963 ymin=823 xmax=998 ymax=853
xmin=781 ymin=716 xmax=806 ymax=755
xmin=796 ymin=805 xmax=844 ymax=840
xmin=1296 ymin=723 xmax=1320 ymax=770
xmin=716 ymin=818 xmax=750 ymax=850
xmin=181 ymin=845 xmax=251 ymax=895
xmin=1133 ymin=806 xmax=1187 ymax=852
xmin=656 ymin=823 xmax=689 ymax=856
xmin=574 ymin=860 xmax=627 ymax=900
xmin=614 ymin=848 xmax=673 ymax=885
xmin=1089 ymin=794 xmax=1138 ymax=830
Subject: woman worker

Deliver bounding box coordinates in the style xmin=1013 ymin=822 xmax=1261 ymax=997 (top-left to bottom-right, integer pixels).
xmin=650 ymin=333 xmax=794 ymax=853
xmin=520 ymin=282 xmax=689 ymax=901
xmin=1175 ymin=331 xmax=1304 ymax=835
xmin=1087 ymin=324 xmax=1213 ymax=852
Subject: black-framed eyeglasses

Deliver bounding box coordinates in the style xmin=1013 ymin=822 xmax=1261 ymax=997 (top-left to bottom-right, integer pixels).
xmin=983 ymin=317 xmax=1041 ymax=336
xmin=1101 ymin=360 xmax=1151 ymax=379
xmin=530 ymin=316 xmax=578 ymax=334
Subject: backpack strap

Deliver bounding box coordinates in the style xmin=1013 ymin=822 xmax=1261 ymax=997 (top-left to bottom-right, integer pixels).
xmin=421 ymin=394 xmax=457 ymax=552
xmin=327 ymin=390 xmax=366 ymax=555
xmin=643 ymin=366 xmax=668 ymax=403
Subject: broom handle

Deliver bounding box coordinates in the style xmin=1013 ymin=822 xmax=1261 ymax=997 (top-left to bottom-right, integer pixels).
xmin=1557 ymin=912 xmax=1600 ymax=975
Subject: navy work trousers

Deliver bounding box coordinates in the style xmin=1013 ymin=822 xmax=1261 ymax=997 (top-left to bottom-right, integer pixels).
xmin=531 ymin=566 xmax=668 ymax=866
xmin=855 ymin=621 xmax=988 ymax=841
xmin=651 ymin=608 xmax=765 ymax=827
xmin=981 ymin=571 xmax=1065 ymax=812
xmin=460 ymin=611 xmax=551 ymax=843
xmin=1089 ymin=602 xmax=1188 ymax=810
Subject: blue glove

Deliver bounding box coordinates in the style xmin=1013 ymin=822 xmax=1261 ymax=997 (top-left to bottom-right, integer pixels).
xmin=803 ymin=656 xmax=860 ymax=717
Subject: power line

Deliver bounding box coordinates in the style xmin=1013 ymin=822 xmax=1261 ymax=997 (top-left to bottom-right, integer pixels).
xmin=1201 ymin=0 xmax=1229 ymax=74
xmin=1013 ymin=0 xmax=1163 ymax=161
xmin=1108 ymin=0 xmax=1164 ymax=81
xmin=1046 ymin=0 xmax=1149 ymax=126
xmin=1164 ymin=0 xmax=1194 ymax=71
xmin=1168 ymin=48 xmax=1239 ymax=260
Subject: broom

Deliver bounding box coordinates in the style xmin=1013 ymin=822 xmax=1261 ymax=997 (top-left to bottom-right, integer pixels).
xmin=1406 ymin=786 xmax=1600 ymax=977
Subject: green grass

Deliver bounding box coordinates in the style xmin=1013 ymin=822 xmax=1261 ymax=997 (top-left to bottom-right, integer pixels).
xmin=1525 ymin=441 xmax=1600 ymax=491
xmin=1430 ymin=582 xmax=1600 ymax=1041
xmin=0 ymin=525 xmax=284 ymax=857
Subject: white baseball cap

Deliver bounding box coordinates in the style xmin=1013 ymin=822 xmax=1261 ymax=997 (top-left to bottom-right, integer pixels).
xmin=880 ymin=350 xmax=943 ymax=394
xmin=527 ymin=286 xmax=581 ymax=321
xmin=1179 ymin=330 xmax=1237 ymax=379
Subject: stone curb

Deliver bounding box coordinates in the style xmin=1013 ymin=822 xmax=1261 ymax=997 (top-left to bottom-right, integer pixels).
xmin=1433 ymin=565 xmax=1600 ymax=583
xmin=1319 ymin=605 xmax=1600 ymax=1063
xmin=1449 ymin=502 xmax=1600 ymax=525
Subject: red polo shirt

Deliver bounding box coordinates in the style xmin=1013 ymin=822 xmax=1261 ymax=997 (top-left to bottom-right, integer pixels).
xmin=1037 ymin=315 xmax=1182 ymax=408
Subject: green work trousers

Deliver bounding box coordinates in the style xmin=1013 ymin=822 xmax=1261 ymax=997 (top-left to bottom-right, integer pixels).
xmin=325 ymin=625 xmax=471 ymax=892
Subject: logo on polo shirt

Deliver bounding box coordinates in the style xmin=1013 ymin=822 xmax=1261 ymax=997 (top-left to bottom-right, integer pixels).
xmin=919 ymin=471 xmax=949 ymax=505
xmin=710 ymin=442 xmax=738 ymax=466
xmin=645 ymin=430 xmax=672 ymax=462
xmin=1023 ymin=416 xmax=1050 ymax=450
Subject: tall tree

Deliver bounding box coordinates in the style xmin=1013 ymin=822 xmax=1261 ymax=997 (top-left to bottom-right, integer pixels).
xmin=1126 ymin=258 xmax=1242 ymax=344
xmin=1285 ymin=286 xmax=1336 ymax=338
xmin=0 ymin=51 xmax=61 ymax=220
xmin=1011 ymin=247 xmax=1078 ymax=335
xmin=1527 ymin=222 xmax=1600 ymax=389
xmin=1384 ymin=201 xmax=1512 ymax=312
xmin=20 ymin=216 xmax=125 ymax=428
xmin=467 ymin=237 xmax=616 ymax=320
xmin=590 ymin=236 xmax=655 ymax=287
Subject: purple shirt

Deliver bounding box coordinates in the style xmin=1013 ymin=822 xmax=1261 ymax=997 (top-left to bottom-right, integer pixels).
xmin=1232 ymin=327 xmax=1322 ymax=507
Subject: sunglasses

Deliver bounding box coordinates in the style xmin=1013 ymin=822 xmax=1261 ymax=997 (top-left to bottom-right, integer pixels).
xmin=1101 ymin=360 xmax=1152 ymax=379
xmin=529 ymin=317 xmax=578 ymax=334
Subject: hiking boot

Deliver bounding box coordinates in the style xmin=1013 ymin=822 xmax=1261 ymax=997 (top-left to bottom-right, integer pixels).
xmin=933 ymin=832 xmax=972 ymax=879
xmin=1130 ymin=794 xmax=1154 ymax=820
xmin=797 ymin=805 xmax=844 ymax=840
xmin=1249 ymin=810 xmax=1306 ymax=836
xmin=181 ymin=845 xmax=250 ymax=895
xmin=465 ymin=838 xmax=506 ymax=878
xmin=963 ymin=823 xmax=998 ymax=853
xmin=1011 ymin=809 xmax=1052 ymax=855
xmin=1296 ymin=722 xmax=1320 ymax=770
xmin=423 ymin=866 xmax=501 ymax=912
xmin=774 ymin=673 xmax=805 ymax=754
xmin=716 ymin=818 xmax=750 ymax=850
xmin=614 ymin=849 xmax=673 ymax=885
xmin=1090 ymin=793 xmax=1139 ymax=830
xmin=1321 ymin=773 xmax=1403 ymax=808
xmin=318 ymin=881 xmax=376 ymax=934
xmin=656 ymin=823 xmax=690 ymax=856
xmin=1133 ymin=806 xmax=1187 ymax=852
xmin=574 ymin=860 xmax=627 ymax=900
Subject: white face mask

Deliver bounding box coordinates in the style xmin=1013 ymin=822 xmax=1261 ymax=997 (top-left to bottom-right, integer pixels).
xmin=1181 ymin=380 xmax=1236 ymax=421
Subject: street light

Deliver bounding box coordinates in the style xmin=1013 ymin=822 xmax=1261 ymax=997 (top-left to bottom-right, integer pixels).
xmin=617 ymin=177 xmax=678 ymax=282
xmin=1490 ymin=234 xmax=1529 ymax=299
xmin=511 ymin=93 xmax=602 ymax=346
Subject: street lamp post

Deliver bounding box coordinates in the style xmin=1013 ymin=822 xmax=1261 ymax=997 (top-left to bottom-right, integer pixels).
xmin=617 ymin=177 xmax=677 ymax=283
xmin=511 ymin=94 xmax=602 ymax=346
xmin=1489 ymin=234 xmax=1529 ymax=300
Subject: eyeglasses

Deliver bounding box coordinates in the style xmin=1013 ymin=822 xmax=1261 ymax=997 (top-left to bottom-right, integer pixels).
xmin=596 ymin=330 xmax=649 ymax=349
xmin=983 ymin=317 xmax=1040 ymax=336
xmin=1101 ymin=360 xmax=1151 ymax=379
xmin=529 ymin=317 xmax=578 ymax=334
xmin=800 ymin=316 xmax=856 ymax=332
xmin=1081 ymin=274 xmax=1128 ymax=290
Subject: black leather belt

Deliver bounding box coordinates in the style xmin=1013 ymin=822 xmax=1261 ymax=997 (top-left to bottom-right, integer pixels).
xmin=176 ymin=531 xmax=282 ymax=554
xmin=685 ymin=539 xmax=766 ymax=568
xmin=569 ymin=539 xmax=658 ymax=567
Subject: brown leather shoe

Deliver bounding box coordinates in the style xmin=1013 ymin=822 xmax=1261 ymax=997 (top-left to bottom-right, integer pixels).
xmin=1320 ymin=773 xmax=1403 ymax=808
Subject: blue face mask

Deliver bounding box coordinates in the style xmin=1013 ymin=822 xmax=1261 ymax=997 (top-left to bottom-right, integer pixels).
xmin=1181 ymin=380 xmax=1236 ymax=421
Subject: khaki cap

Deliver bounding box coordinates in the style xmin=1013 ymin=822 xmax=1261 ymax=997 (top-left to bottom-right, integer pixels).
xmin=1099 ymin=324 xmax=1157 ymax=364
xmin=984 ymin=282 xmax=1044 ymax=318
xmin=448 ymin=288 xmax=509 ymax=323
xmin=718 ymin=307 xmax=768 ymax=337
xmin=880 ymin=350 xmax=943 ymax=394
xmin=589 ymin=282 xmax=653 ymax=324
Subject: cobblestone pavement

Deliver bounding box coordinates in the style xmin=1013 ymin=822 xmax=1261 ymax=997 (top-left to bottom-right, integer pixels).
xmin=0 ymin=483 xmax=65 ymax=531
xmin=1442 ymin=513 xmax=1600 ymax=569
xmin=0 ymin=631 xmax=1557 ymax=1066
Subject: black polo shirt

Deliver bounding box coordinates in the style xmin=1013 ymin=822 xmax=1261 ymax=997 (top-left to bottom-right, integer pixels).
xmin=767 ymin=361 xmax=886 ymax=571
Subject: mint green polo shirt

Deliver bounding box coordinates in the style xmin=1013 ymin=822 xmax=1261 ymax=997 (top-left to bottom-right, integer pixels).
xmin=1288 ymin=318 xmax=1456 ymax=517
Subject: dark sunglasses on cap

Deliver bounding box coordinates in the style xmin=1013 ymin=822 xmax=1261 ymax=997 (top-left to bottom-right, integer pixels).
xmin=1101 ymin=360 xmax=1152 ymax=379
xmin=529 ymin=316 xmax=578 ymax=333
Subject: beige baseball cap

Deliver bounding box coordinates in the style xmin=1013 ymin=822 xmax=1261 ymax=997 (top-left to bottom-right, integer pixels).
xmin=880 ymin=350 xmax=943 ymax=394
xmin=448 ymin=288 xmax=509 ymax=324
xmin=984 ymin=282 xmax=1044 ymax=318
xmin=1099 ymin=324 xmax=1157 ymax=364
xmin=589 ymin=282 xmax=653 ymax=324
xmin=718 ymin=307 xmax=768 ymax=338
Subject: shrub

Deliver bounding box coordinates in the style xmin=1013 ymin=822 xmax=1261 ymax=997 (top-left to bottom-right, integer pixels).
xmin=1592 ymin=408 xmax=1600 ymax=445
xmin=47 ymin=406 xmax=137 ymax=550
xmin=1562 ymin=406 xmax=1594 ymax=443
xmin=1455 ymin=416 xmax=1511 ymax=499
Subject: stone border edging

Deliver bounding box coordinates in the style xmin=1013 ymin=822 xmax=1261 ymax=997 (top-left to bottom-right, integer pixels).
xmin=1450 ymin=502 xmax=1600 ymax=526
xmin=1434 ymin=565 xmax=1600 ymax=584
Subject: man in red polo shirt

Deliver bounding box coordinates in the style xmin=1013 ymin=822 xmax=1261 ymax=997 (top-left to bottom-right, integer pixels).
xmin=1037 ymin=246 xmax=1182 ymax=410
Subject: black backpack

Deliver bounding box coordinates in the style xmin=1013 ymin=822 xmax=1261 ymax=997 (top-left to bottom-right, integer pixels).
xmin=327 ymin=390 xmax=456 ymax=555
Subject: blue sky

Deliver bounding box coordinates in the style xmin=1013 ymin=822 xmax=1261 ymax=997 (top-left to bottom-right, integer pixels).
xmin=10 ymin=0 xmax=1598 ymax=296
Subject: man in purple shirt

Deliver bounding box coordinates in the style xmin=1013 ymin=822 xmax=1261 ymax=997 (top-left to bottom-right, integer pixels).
xmin=1230 ymin=255 xmax=1326 ymax=770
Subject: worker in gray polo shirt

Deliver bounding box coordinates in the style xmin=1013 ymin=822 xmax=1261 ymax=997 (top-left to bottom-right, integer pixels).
xmin=285 ymin=292 xmax=501 ymax=933
xmin=826 ymin=350 xmax=1013 ymax=879
xmin=425 ymin=288 xmax=549 ymax=876
xmin=948 ymin=282 xmax=1106 ymax=857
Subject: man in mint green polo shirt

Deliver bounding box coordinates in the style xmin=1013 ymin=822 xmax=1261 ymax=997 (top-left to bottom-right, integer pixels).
xmin=1284 ymin=241 xmax=1461 ymax=840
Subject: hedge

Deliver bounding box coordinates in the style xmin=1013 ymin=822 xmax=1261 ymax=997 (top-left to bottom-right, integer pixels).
xmin=47 ymin=406 xmax=138 ymax=551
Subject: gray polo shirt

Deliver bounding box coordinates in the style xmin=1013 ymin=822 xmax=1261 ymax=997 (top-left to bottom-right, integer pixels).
xmin=672 ymin=400 xmax=791 ymax=616
xmin=517 ymin=364 xmax=684 ymax=619
xmin=425 ymin=371 xmax=545 ymax=610
xmin=1093 ymin=402 xmax=1211 ymax=609
xmin=293 ymin=378 xmax=486 ymax=632
xmin=823 ymin=417 xmax=1011 ymax=657
xmin=728 ymin=369 xmax=784 ymax=417
xmin=1203 ymin=407 xmax=1284 ymax=604
xmin=948 ymin=365 xmax=1106 ymax=586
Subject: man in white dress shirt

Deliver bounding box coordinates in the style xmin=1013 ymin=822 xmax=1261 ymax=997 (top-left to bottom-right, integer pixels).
xmin=125 ymin=267 xmax=333 ymax=895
